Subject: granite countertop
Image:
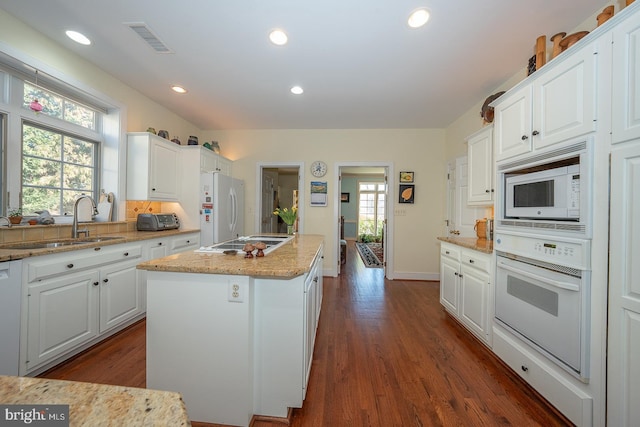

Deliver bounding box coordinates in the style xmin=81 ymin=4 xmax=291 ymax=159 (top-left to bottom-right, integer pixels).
xmin=437 ymin=236 xmax=493 ymax=254
xmin=0 ymin=375 xmax=191 ymax=426
xmin=0 ymin=228 xmax=200 ymax=262
xmin=137 ymin=234 xmax=324 ymax=278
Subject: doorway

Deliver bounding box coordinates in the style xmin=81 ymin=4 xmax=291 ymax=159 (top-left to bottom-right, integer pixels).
xmin=336 ymin=162 xmax=394 ymax=279
xmin=256 ymin=162 xmax=303 ymax=234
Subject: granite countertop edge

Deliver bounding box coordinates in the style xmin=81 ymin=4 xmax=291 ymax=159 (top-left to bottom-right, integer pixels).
xmin=138 ymin=234 xmax=325 ymax=278
xmin=437 ymin=236 xmax=494 ymax=254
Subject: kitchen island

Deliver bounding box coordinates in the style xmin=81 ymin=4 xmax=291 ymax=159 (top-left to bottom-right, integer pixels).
xmin=137 ymin=234 xmax=324 ymax=427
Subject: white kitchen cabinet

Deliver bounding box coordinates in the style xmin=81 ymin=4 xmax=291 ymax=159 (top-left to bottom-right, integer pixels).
xmin=467 ymin=126 xmax=494 ymax=205
xmin=494 ymin=44 xmax=597 ymax=161
xmin=254 ymin=243 xmax=324 ymax=417
xmin=607 ymin=139 xmax=640 ymax=427
xmin=22 ymin=243 xmax=143 ymax=374
xmin=127 ymin=132 xmax=181 ymax=201
xmin=612 ymin=9 xmax=640 ymax=144
xmin=439 ymin=242 xmax=492 ymax=345
xmin=183 ymin=145 xmax=232 ymax=175
xmin=146 ymin=237 xmax=170 ymax=259
xmin=26 ymin=269 xmax=99 ymax=371
xmin=99 ymin=258 xmax=143 ymax=333
xmin=439 ymin=244 xmax=460 ymax=313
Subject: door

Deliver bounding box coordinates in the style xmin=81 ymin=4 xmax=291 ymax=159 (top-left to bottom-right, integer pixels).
xmin=261 ymin=171 xmax=276 ymax=233
xmin=454 ymin=156 xmax=485 ymax=237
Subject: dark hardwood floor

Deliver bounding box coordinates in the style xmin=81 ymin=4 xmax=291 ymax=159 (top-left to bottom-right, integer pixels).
xmin=40 ymin=241 xmax=571 ymax=426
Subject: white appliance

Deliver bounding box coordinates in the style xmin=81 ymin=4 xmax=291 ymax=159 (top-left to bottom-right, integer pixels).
xmin=200 ymin=173 xmax=244 ymax=246
xmin=494 ymin=231 xmax=590 ymax=382
xmin=505 ymin=164 xmax=580 ymax=220
xmin=0 ymin=260 xmax=22 ymax=375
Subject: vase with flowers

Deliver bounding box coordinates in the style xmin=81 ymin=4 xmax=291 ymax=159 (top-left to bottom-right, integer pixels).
xmin=273 ymin=206 xmax=297 ymax=235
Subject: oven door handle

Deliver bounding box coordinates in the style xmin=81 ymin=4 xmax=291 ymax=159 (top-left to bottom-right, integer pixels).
xmin=497 ymin=262 xmax=580 ymax=292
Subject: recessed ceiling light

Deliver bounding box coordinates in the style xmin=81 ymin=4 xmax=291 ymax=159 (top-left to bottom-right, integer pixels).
xmin=407 ymin=8 xmax=430 ymax=28
xmin=269 ymin=29 xmax=288 ymax=46
xmin=171 ymin=85 xmax=187 ymax=94
xmin=65 ymin=30 xmax=91 ymax=45
xmin=290 ymin=86 xmax=304 ymax=95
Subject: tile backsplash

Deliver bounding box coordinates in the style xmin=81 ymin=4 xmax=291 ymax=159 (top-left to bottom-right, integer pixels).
xmin=125 ymin=200 xmax=162 ymax=221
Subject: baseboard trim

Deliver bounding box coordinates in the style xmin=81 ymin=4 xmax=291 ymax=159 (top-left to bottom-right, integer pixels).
xmin=251 ymin=407 xmax=293 ymax=426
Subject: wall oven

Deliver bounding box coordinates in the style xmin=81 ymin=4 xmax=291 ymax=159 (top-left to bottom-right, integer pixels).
xmin=494 ymin=231 xmax=590 ymax=382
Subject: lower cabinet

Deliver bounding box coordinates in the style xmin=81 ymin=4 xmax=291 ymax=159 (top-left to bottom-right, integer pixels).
xmin=439 ymin=242 xmax=492 ymax=345
xmin=22 ymin=243 xmax=143 ymax=375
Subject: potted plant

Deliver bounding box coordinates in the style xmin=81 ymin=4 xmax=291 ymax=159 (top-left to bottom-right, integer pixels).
xmin=8 ymin=208 xmax=23 ymax=225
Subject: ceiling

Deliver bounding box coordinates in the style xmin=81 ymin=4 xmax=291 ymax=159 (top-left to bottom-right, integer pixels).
xmin=0 ymin=0 xmax=606 ymax=130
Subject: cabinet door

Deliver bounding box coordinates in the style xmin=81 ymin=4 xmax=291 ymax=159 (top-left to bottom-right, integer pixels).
xmin=460 ymin=265 xmax=489 ymax=342
xmin=149 ymin=140 xmax=181 ymax=200
xmin=533 ymin=45 xmax=597 ymax=150
xmin=494 ymin=85 xmax=532 ymax=161
xmin=612 ymin=14 xmax=640 ymax=144
xmin=440 ymin=256 xmax=459 ymax=313
xmin=467 ymin=127 xmax=494 ymax=205
xmin=607 ymin=140 xmax=640 ymax=427
xmin=216 ymin=156 xmax=232 ymax=175
xmin=99 ymin=260 xmax=142 ymax=333
xmin=170 ymin=233 xmax=200 ymax=254
xmin=148 ymin=239 xmax=169 ymax=259
xmin=26 ymin=271 xmax=99 ymax=371
xmin=201 ymin=149 xmax=218 ymax=172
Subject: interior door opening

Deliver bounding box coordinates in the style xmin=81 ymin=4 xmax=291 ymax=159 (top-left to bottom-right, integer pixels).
xmin=257 ymin=163 xmax=303 ymax=235
xmin=337 ymin=163 xmax=393 ymax=279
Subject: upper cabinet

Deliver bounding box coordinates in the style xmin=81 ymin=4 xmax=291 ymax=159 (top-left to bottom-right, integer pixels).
xmin=612 ymin=10 xmax=640 ymax=144
xmin=494 ymin=43 xmax=597 ymax=161
xmin=201 ymin=148 xmax=232 ymax=175
xmin=127 ymin=133 xmax=181 ymax=201
xmin=467 ymin=125 xmax=494 ymax=206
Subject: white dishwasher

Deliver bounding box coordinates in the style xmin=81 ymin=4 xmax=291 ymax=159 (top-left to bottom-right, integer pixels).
xmin=0 ymin=260 xmax=22 ymax=375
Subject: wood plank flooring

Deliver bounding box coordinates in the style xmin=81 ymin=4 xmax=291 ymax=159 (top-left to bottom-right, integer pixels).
xmin=39 ymin=241 xmax=571 ymax=426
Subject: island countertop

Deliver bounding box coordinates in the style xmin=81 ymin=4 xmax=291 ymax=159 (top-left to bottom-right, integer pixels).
xmin=0 ymin=375 xmax=191 ymax=426
xmin=137 ymin=234 xmax=324 ymax=278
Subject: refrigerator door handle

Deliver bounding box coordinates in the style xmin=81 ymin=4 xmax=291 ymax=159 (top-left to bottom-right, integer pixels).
xmin=229 ymin=188 xmax=237 ymax=232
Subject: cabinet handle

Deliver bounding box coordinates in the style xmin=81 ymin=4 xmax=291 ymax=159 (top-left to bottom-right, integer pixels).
xmin=158 ymin=242 xmax=163 ymax=246
xmin=103 ymin=278 xmax=109 ymax=283
xmin=485 ymin=189 xmax=490 ymax=193
xmin=186 ymin=240 xmax=191 ymax=244
xmin=124 ymin=252 xmax=129 ymax=256
xmin=521 ymin=135 xmax=528 ymax=140
xmin=459 ymin=274 xmax=464 ymax=278
xmin=521 ymin=365 xmax=529 ymax=372
xmin=93 ymin=281 xmax=99 ymax=286
xmin=445 ymin=251 xmax=450 ymax=255
xmin=454 ymin=272 xmax=458 ymax=276
xmin=469 ymin=259 xmax=475 ymax=263
xmin=152 ymin=188 xmax=156 ymax=191
xmin=532 ymin=130 xmax=539 ymax=136
xmin=491 ymin=189 xmax=495 ymax=193
xmin=67 ymin=263 xmax=74 ymax=269
xmin=313 ymin=276 xmax=319 ymax=283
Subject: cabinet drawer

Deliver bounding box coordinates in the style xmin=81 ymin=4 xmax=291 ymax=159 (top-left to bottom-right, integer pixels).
xmin=493 ymin=327 xmax=592 ymax=426
xmin=440 ymin=244 xmax=460 ymax=262
xmin=170 ymin=234 xmax=200 ymax=253
xmin=460 ymin=250 xmax=490 ymax=273
xmin=27 ymin=245 xmax=142 ymax=283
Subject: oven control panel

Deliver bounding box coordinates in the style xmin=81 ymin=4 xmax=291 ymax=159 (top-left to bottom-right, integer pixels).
xmin=494 ymin=231 xmax=590 ymax=270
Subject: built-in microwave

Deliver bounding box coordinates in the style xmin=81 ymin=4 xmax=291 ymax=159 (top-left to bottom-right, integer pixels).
xmin=504 ymin=164 xmax=580 ymax=220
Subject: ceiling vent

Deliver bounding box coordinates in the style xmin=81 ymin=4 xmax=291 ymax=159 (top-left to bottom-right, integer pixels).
xmin=125 ymin=22 xmax=173 ymax=53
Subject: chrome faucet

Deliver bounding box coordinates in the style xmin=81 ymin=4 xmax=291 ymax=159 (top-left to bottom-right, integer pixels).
xmin=0 ymin=216 xmax=11 ymax=228
xmin=72 ymin=195 xmax=98 ymax=238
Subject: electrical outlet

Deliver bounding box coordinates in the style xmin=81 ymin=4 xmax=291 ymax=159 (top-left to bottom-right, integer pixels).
xmin=395 ymin=208 xmax=406 ymax=216
xmin=228 ymin=282 xmax=244 ymax=303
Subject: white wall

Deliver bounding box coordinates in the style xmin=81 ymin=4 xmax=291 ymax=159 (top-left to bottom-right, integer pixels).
xmin=204 ymin=129 xmax=446 ymax=279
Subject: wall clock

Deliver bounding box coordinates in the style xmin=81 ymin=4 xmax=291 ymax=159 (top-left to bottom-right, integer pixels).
xmin=311 ymin=160 xmax=327 ymax=177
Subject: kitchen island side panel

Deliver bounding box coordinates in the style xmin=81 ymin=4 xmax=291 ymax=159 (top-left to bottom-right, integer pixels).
xmin=146 ymin=271 xmax=254 ymax=427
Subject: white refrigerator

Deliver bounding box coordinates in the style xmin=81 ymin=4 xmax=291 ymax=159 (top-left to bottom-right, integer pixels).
xmin=200 ymin=173 xmax=244 ymax=246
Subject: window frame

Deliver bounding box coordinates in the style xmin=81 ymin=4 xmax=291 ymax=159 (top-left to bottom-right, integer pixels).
xmin=357 ymin=180 xmax=386 ymax=237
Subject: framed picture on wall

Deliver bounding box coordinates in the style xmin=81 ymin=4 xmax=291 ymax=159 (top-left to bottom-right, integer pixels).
xmin=310 ymin=181 xmax=328 ymax=206
xmin=341 ymin=192 xmax=350 ymax=202
xmin=399 ymin=184 xmax=415 ymax=203
xmin=399 ymin=171 xmax=414 ymax=183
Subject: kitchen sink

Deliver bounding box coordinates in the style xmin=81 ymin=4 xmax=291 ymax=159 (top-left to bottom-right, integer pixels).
xmin=196 ymin=234 xmax=293 ymax=254
xmin=0 ymin=236 xmax=125 ymax=250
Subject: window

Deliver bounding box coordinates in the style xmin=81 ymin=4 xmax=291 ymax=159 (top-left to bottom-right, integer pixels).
xmin=21 ymin=123 xmax=98 ymax=215
xmin=23 ymin=83 xmax=96 ymax=130
xmin=358 ymin=182 xmax=386 ymax=237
